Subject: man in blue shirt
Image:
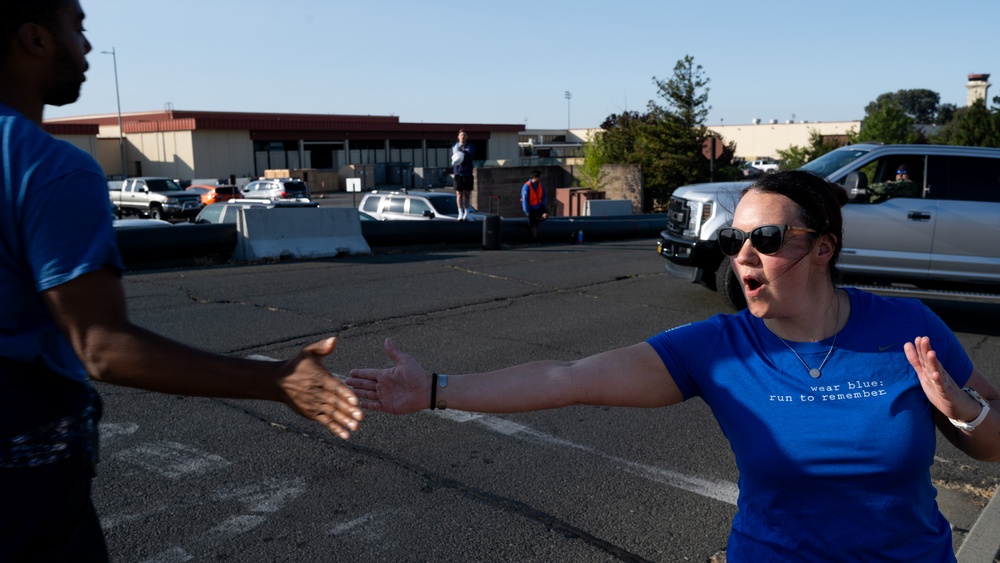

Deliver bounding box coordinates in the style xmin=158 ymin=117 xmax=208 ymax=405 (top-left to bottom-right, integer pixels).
xmin=0 ymin=2 xmax=363 ymax=559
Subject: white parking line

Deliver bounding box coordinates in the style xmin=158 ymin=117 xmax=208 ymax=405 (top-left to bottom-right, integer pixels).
xmin=434 ymin=410 xmax=739 ymax=505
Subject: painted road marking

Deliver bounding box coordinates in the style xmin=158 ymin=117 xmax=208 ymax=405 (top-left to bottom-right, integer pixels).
xmin=434 ymin=410 xmax=739 ymax=505
xmin=113 ymin=441 xmax=231 ymax=479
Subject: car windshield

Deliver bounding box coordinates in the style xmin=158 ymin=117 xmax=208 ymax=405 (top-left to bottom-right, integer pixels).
xmin=194 ymin=206 xmax=222 ymax=224
xmin=216 ymin=186 xmax=237 ymax=195
xmin=146 ymin=179 xmax=184 ymax=192
xmin=798 ymin=147 xmax=871 ymax=178
xmin=283 ymin=182 xmax=308 ymax=193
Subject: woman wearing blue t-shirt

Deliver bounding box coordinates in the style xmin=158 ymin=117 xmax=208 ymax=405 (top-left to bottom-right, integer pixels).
xmin=348 ymin=170 xmax=1000 ymax=560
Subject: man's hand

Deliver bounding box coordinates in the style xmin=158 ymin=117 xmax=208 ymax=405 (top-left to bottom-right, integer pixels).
xmin=278 ymin=337 xmax=363 ymax=439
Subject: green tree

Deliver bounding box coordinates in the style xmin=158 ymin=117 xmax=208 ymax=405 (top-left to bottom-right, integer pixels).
xmin=776 ymin=130 xmax=845 ymax=170
xmin=935 ymin=103 xmax=958 ymax=125
xmin=638 ymin=55 xmax=736 ymax=209
xmin=865 ymin=89 xmax=941 ymax=124
xmin=579 ymin=132 xmax=609 ymax=191
xmin=595 ymin=110 xmax=648 ymax=164
xmin=583 ymin=55 xmax=738 ymax=210
xmin=850 ymin=100 xmax=918 ymax=144
xmin=934 ymin=98 xmax=1000 ymax=147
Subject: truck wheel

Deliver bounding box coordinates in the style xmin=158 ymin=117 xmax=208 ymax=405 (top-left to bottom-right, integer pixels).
xmin=149 ymin=206 xmax=164 ymax=221
xmin=715 ymin=259 xmax=747 ymax=311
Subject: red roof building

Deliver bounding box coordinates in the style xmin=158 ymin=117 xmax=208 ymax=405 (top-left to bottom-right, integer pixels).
xmin=45 ymin=110 xmax=525 ymax=187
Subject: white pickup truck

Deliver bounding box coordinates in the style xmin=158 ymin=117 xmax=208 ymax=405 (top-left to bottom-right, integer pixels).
xmin=747 ymin=159 xmax=780 ymax=173
xmin=658 ymin=143 xmax=1000 ymax=309
xmin=110 ymin=177 xmax=203 ymax=221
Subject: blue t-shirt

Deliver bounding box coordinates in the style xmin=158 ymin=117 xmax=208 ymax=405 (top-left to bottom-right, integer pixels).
xmin=1 ymin=104 xmax=124 ymax=384
xmin=647 ymin=288 xmax=971 ymax=561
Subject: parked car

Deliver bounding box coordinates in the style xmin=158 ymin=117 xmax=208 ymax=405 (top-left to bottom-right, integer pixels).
xmin=358 ymin=190 xmax=485 ymax=221
xmin=192 ymin=198 xmax=319 ymax=224
xmin=112 ymin=218 xmax=175 ymax=229
xmin=110 ymin=177 xmax=204 ymax=220
xmin=240 ymin=178 xmax=310 ymax=201
xmin=186 ymin=184 xmax=243 ymax=205
xmin=747 ymin=159 xmax=780 ymax=173
xmin=657 ymin=143 xmax=1000 ymax=309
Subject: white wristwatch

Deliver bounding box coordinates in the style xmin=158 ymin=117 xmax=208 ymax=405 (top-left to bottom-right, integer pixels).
xmin=948 ymin=388 xmax=991 ymax=431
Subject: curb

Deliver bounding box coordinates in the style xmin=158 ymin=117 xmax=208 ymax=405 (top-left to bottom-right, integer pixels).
xmin=958 ymin=488 xmax=1000 ymax=562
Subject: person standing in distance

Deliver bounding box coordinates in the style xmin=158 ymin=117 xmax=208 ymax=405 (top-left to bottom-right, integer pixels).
xmin=452 ymin=129 xmax=474 ymax=220
xmin=0 ymin=1 xmax=363 ymax=560
xmin=520 ymin=170 xmax=548 ymax=239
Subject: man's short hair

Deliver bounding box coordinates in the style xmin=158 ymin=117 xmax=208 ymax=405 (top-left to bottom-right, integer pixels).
xmin=0 ymin=0 xmax=68 ymax=62
xmin=530 ymin=170 xmax=541 ymax=179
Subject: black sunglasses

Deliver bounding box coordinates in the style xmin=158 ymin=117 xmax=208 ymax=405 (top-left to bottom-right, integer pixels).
xmin=718 ymin=224 xmax=816 ymax=256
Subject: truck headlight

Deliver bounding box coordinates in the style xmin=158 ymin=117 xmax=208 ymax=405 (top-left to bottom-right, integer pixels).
xmin=683 ymin=201 xmax=714 ymax=237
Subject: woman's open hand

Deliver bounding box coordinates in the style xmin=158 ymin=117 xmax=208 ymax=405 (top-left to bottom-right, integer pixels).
xmin=346 ymin=338 xmax=431 ymax=414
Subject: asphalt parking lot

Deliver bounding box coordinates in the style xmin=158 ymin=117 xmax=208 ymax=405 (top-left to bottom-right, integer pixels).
xmin=95 ymin=238 xmax=1000 ymax=561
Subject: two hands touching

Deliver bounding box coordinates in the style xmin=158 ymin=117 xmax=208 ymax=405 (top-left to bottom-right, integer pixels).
xmin=319 ymin=334 xmax=997 ymax=461
xmin=284 ymin=337 xmax=427 ymax=440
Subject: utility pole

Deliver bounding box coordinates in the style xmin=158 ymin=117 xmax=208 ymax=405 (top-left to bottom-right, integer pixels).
xmin=101 ymin=47 xmax=127 ymax=178
xmin=565 ymin=91 xmax=572 ymax=129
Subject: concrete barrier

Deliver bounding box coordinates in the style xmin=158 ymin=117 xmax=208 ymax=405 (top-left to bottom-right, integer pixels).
xmin=358 ymin=215 xmax=670 ymax=247
xmin=234 ymin=207 xmax=370 ymax=261
xmin=116 ymin=223 xmax=236 ymax=264
xmin=585 ymin=199 xmax=633 ymax=216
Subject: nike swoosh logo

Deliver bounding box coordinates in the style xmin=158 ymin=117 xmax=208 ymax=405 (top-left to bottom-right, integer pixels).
xmin=879 ymin=344 xmax=894 ymax=352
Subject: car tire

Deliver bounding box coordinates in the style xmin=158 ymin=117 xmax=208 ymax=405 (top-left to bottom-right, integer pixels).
xmin=149 ymin=206 xmax=164 ymax=221
xmin=715 ymin=259 xmax=747 ymax=311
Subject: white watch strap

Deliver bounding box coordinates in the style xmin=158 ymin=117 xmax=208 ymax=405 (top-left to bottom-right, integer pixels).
xmin=948 ymin=388 xmax=991 ymax=431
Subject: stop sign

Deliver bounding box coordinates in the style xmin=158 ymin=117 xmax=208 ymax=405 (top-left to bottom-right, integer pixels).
xmin=702 ymin=137 xmax=724 ymax=159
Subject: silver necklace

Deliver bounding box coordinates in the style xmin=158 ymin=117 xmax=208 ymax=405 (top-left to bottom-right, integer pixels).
xmin=766 ymin=291 xmax=841 ymax=379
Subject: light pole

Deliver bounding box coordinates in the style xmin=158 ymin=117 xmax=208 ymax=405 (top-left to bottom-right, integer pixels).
xmin=101 ymin=47 xmax=126 ymax=178
xmin=564 ymin=91 xmax=572 ymax=130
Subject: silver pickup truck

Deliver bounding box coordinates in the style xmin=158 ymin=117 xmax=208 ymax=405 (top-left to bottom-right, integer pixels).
xmin=110 ymin=177 xmax=204 ymax=221
xmin=657 ymin=143 xmax=1000 ymax=309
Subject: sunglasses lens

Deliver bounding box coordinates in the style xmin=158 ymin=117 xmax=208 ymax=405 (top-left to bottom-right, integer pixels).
xmin=718 ymin=228 xmax=744 ymax=256
xmin=751 ymin=225 xmax=784 ymax=254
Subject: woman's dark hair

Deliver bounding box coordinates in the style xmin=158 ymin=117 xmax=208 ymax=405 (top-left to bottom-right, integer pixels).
xmin=742 ymin=170 xmax=850 ymax=281
xmin=0 ymin=0 xmax=68 ymax=62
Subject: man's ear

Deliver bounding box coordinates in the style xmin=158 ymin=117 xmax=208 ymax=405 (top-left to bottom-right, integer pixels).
xmin=17 ymin=22 xmax=52 ymax=56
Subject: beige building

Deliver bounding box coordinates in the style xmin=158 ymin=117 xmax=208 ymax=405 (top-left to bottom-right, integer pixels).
xmin=44 ymin=110 xmax=525 ymax=187
xmin=707 ymin=120 xmax=860 ymax=161
xmin=521 ymin=121 xmax=861 ymax=164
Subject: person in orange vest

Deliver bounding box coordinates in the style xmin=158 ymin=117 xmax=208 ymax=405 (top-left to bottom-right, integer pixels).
xmin=520 ymin=170 xmax=548 ymax=239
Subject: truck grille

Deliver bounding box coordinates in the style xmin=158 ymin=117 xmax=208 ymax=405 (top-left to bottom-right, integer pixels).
xmin=665 ymin=197 xmax=689 ymax=236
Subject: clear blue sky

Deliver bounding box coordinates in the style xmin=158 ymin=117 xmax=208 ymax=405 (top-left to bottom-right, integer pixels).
xmin=47 ymin=0 xmax=1000 ymax=129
